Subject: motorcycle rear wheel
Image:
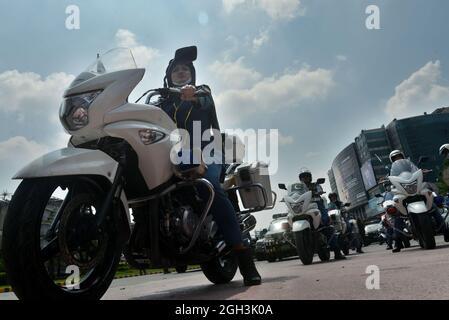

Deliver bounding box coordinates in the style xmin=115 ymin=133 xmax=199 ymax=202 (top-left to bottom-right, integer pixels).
xmin=201 ymin=253 xmax=238 ymax=284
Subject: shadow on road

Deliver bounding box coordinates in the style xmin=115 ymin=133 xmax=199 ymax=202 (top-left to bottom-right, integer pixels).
xmin=131 ymin=276 xmax=298 ymax=300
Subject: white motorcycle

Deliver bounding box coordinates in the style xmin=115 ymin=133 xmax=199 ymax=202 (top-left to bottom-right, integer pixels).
xmin=278 ymin=180 xmax=331 ymax=265
xmin=386 ymin=159 xmax=436 ymax=249
xmin=1 ymin=48 xmax=276 ymax=300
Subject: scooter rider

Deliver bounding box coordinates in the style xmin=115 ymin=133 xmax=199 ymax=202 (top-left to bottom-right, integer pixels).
xmin=299 ymin=169 xmax=346 ymax=260
xmin=389 ymin=150 xmax=449 ymax=252
xmin=156 ymin=46 xmax=261 ymax=286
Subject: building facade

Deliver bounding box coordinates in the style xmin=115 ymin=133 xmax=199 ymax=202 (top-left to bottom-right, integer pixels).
xmin=330 ymin=143 xmax=368 ymax=218
xmin=355 ymin=126 xmax=392 ymax=198
xmin=329 ymin=108 xmax=449 ymax=220
xmin=386 ymin=112 xmax=449 ymax=183
xmin=327 ymin=169 xmax=338 ymax=195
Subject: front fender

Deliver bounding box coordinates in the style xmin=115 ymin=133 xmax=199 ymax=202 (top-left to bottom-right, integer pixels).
xmin=407 ymin=201 xmax=428 ymax=214
xmin=292 ymin=220 xmax=311 ymax=232
xmin=13 ymin=148 xmax=118 ymax=182
xmin=13 ymin=147 xmax=130 ymax=224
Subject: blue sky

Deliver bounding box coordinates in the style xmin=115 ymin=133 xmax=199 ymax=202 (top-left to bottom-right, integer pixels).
xmin=1 ymin=0 xmax=449 ymax=228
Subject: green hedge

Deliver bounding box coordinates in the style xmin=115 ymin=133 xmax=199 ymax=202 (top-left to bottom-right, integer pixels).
xmin=0 ymin=272 xmax=7 ymax=286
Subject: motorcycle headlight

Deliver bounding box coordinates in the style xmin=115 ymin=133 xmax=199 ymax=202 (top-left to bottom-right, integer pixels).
xmin=292 ymin=201 xmax=304 ymax=213
xmin=59 ymin=90 xmax=102 ymax=131
xmin=401 ymin=182 xmax=418 ymax=195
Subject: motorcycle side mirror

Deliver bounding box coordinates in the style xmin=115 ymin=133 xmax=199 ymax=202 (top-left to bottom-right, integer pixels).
xmin=317 ymin=178 xmax=325 ymax=185
xmin=344 ymin=203 xmax=351 ymax=207
xmin=174 ymin=46 xmax=197 ymax=62
xmin=278 ymin=183 xmax=287 ymax=190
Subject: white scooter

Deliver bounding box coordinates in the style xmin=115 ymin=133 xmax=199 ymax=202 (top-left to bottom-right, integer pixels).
xmin=386 ymin=158 xmax=436 ymax=249
xmin=1 ymin=47 xmax=276 ymax=300
xmin=278 ymin=179 xmax=331 ymax=265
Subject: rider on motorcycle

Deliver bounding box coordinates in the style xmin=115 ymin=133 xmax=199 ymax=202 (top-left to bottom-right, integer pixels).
xmin=156 ymin=47 xmax=261 ymax=286
xmin=298 ymin=169 xmax=346 ymax=260
xmin=389 ymin=150 xmax=449 ymax=251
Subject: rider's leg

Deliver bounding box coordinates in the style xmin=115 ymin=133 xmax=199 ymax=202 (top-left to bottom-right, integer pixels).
xmin=392 ymin=216 xmax=405 ymax=253
xmin=202 ymin=163 xmax=261 ymax=286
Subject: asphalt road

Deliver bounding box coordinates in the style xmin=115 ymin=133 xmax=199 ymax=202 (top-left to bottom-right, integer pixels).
xmin=2 ymin=236 xmax=449 ymax=300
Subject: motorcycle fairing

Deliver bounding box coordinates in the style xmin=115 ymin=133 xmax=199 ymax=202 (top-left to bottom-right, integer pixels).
xmin=389 ymin=170 xmax=423 ymax=196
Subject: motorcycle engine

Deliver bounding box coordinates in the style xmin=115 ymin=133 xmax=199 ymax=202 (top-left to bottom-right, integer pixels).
xmin=171 ymin=206 xmax=217 ymax=244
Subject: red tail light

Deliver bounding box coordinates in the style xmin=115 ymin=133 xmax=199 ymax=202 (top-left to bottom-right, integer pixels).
xmin=281 ymin=222 xmax=291 ymax=230
xmin=387 ymin=207 xmax=398 ymax=215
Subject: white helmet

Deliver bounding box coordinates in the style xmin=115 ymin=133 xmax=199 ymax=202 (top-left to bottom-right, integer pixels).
xmin=299 ymin=167 xmax=312 ymax=180
xmin=389 ymin=150 xmax=404 ymax=163
xmin=439 ymin=144 xmax=449 ymax=157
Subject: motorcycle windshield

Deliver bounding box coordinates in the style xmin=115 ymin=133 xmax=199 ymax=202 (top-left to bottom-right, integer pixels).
xmin=390 ymin=159 xmax=419 ymax=177
xmin=288 ymin=183 xmax=307 ymax=196
xmin=68 ymin=48 xmax=138 ymax=89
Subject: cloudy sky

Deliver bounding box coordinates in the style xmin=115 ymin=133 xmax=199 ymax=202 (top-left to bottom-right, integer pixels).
xmin=1 ymin=0 xmax=449 ymax=229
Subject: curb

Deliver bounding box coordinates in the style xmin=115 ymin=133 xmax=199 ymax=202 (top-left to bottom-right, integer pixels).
xmin=0 ymin=267 xmax=202 ymax=294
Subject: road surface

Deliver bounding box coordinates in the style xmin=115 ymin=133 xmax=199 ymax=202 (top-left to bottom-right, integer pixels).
xmin=2 ymin=236 xmax=449 ymax=300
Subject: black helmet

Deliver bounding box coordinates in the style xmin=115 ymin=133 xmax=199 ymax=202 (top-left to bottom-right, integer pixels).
xmin=329 ymin=193 xmax=338 ymax=199
xmin=164 ymin=46 xmax=197 ymax=88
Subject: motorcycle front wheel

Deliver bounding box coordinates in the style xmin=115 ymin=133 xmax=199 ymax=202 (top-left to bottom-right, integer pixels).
xmin=416 ymin=214 xmax=436 ymax=249
xmin=294 ymin=230 xmax=314 ymax=265
xmin=1 ymin=177 xmax=122 ymax=300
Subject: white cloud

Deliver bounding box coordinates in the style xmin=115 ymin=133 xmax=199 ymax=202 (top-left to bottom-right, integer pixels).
xmin=0 ymin=70 xmax=74 ymax=114
xmin=115 ymin=29 xmax=160 ymax=68
xmin=274 ymin=131 xmax=294 ymax=146
xmin=223 ymin=0 xmax=246 ymax=13
xmin=223 ymin=0 xmax=304 ymax=20
xmin=215 ymin=66 xmax=335 ymax=123
xmin=306 ymin=151 xmax=320 ymax=158
xmin=385 ymin=61 xmax=449 ymax=119
xmin=0 ymin=136 xmax=48 ymax=162
xmin=336 ymin=55 xmax=347 ymax=62
xmin=252 ymin=29 xmax=270 ymax=51
xmin=209 ymin=57 xmax=262 ymax=90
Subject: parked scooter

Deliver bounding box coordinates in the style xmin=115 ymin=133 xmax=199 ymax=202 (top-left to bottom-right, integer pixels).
xmin=278 ymin=179 xmax=331 ymax=265
xmin=1 ymin=48 xmax=277 ymax=300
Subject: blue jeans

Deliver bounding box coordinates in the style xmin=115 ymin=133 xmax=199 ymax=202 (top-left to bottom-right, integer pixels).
xmin=200 ymin=163 xmax=243 ymax=247
xmin=393 ymin=216 xmax=406 ymax=240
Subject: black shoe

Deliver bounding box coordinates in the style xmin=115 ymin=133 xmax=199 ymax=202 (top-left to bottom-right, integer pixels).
xmin=444 ymin=230 xmax=449 ymax=243
xmin=334 ymin=250 xmax=346 ymax=260
xmin=392 ymin=241 xmax=403 ymax=253
xmin=236 ymin=249 xmax=262 ymax=286
xmin=392 ymin=247 xmax=402 ymax=253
